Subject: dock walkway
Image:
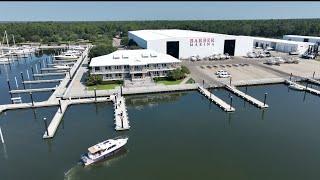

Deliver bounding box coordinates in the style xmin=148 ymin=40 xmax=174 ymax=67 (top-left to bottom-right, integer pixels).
xmin=43 ymin=97 xmax=111 ymax=139
xmin=307 ymin=78 xmax=320 ymax=86
xmin=10 ymin=87 xmax=56 ymax=94
xmin=33 ymin=72 xmax=66 ymax=77
xmin=198 ymin=86 xmax=235 ymax=112
xmin=225 ymin=85 xmax=269 ymax=108
xmin=111 ymin=94 xmax=130 ymax=131
xmin=23 ymin=79 xmax=63 ymax=84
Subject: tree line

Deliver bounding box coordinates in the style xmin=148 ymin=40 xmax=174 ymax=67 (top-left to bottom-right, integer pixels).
xmin=1 ymin=19 xmax=320 ymax=45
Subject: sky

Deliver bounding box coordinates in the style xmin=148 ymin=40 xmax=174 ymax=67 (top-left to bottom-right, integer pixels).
xmin=0 ymin=1 xmax=320 ymax=21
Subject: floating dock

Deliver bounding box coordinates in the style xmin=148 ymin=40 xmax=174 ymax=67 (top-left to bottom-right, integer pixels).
xmin=225 ymin=84 xmax=269 ymax=108
xmin=9 ymin=87 xmax=57 ymax=94
xmin=198 ymin=86 xmax=235 ymax=112
xmin=43 ymin=97 xmax=111 ymax=139
xmin=41 ymin=67 xmax=71 ymax=71
xmin=23 ymin=79 xmax=63 ymax=84
xmin=33 ymin=72 xmax=66 ymax=77
xmin=286 ymin=80 xmax=320 ymax=96
xmin=306 ymin=78 xmax=320 ymax=86
xmin=112 ymin=94 xmax=130 ymax=131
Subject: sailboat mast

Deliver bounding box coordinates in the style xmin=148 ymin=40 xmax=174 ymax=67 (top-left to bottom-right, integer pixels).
xmin=12 ymin=35 xmax=15 ymax=47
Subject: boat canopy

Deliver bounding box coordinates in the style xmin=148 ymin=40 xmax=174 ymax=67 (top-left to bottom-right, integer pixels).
xmin=88 ymin=145 xmax=103 ymax=154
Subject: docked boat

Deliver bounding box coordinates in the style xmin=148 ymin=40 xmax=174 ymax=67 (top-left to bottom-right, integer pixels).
xmin=54 ymin=53 xmax=79 ymax=60
xmin=80 ymin=137 xmax=128 ymax=166
xmin=288 ymin=82 xmax=305 ymax=91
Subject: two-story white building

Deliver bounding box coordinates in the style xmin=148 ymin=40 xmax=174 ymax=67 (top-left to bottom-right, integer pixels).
xmin=89 ymin=49 xmax=181 ymax=81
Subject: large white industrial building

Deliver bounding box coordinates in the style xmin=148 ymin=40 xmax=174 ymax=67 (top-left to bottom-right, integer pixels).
xmin=128 ymin=29 xmax=319 ymax=57
xmin=128 ymin=29 xmax=254 ymax=59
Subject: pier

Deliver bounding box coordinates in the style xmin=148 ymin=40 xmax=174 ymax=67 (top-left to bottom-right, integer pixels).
xmin=23 ymin=79 xmax=63 ymax=84
xmin=198 ymin=86 xmax=235 ymax=112
xmin=225 ymin=85 xmax=269 ymax=108
xmin=43 ymin=97 xmax=111 ymax=139
xmin=306 ymin=78 xmax=320 ymax=86
xmin=41 ymin=67 xmax=71 ymax=71
xmin=112 ymin=94 xmax=130 ymax=131
xmin=9 ymin=87 xmax=56 ymax=94
xmin=33 ymin=72 xmax=66 ymax=77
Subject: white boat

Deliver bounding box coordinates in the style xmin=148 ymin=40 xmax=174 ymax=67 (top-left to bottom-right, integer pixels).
xmin=53 ymin=64 xmax=71 ymax=69
xmin=80 ymin=137 xmax=128 ymax=166
xmin=288 ymin=82 xmax=305 ymax=91
xmin=54 ymin=53 xmax=79 ymax=60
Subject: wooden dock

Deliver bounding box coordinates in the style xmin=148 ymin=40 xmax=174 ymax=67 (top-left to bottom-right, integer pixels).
xmin=9 ymin=87 xmax=56 ymax=94
xmin=33 ymin=72 xmax=66 ymax=77
xmin=198 ymin=86 xmax=235 ymax=112
xmin=225 ymin=85 xmax=269 ymax=108
xmin=43 ymin=97 xmax=111 ymax=139
xmin=111 ymin=94 xmax=130 ymax=131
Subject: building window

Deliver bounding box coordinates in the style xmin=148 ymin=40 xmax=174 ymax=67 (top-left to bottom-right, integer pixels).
xmin=95 ymin=67 xmax=100 ymax=71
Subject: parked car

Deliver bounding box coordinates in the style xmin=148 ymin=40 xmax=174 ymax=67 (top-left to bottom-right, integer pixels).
xmin=289 ymin=51 xmax=299 ymax=55
xmin=264 ymin=51 xmax=271 ymax=57
xmin=220 ymin=54 xmax=227 ymax=60
xmin=247 ymin=52 xmax=257 ymax=58
xmin=215 ymin=69 xmax=227 ymax=75
xmin=218 ymin=72 xmax=231 ymax=78
xmin=265 ymin=47 xmax=274 ymax=51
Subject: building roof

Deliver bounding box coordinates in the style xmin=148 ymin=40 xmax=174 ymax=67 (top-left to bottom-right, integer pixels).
xmin=89 ymin=49 xmax=181 ymax=67
xmin=129 ymin=29 xmax=235 ymax=41
xmin=284 ymin=35 xmax=320 ymax=40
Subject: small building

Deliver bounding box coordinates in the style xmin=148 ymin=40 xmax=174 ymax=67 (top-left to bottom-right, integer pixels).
xmin=252 ymin=36 xmax=315 ymax=54
xmin=283 ymin=35 xmax=320 ymax=44
xmin=128 ymin=29 xmax=253 ymax=59
xmin=89 ymin=49 xmax=181 ymax=81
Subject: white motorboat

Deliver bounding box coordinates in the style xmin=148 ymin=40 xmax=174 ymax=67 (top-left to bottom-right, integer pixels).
xmin=54 ymin=53 xmax=79 ymax=60
xmin=80 ymin=137 xmax=128 ymax=166
xmin=288 ymin=82 xmax=305 ymax=91
xmin=53 ymin=64 xmax=71 ymax=69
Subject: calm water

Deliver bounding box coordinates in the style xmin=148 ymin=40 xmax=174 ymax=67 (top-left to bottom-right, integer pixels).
xmin=0 ymin=52 xmax=63 ymax=104
xmin=1 ymin=82 xmax=320 ymax=180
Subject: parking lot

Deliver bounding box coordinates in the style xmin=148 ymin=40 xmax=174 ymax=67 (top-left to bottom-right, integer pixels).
xmin=196 ymin=63 xmax=282 ymax=85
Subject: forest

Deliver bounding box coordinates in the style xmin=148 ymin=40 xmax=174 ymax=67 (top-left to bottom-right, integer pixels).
xmin=0 ymin=19 xmax=320 ymax=46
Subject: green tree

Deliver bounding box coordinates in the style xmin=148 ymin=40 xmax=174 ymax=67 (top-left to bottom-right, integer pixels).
xmin=88 ymin=44 xmax=117 ymax=59
xmin=86 ymin=74 xmax=103 ymax=86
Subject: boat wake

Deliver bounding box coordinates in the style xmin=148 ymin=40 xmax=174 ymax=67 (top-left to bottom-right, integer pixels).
xmin=64 ymin=148 xmax=129 ymax=180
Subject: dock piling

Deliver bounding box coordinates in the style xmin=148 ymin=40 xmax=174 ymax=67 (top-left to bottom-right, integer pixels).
xmin=313 ymin=71 xmax=315 ymax=79
xmin=58 ymin=99 xmax=62 ymax=113
xmin=229 ymin=77 xmax=232 ymax=86
xmin=264 ymin=93 xmax=267 ymax=106
xmin=43 ymin=118 xmax=49 ymax=136
xmin=230 ymin=96 xmax=233 ymax=110
xmin=31 ymin=67 xmax=34 ymax=80
xmin=20 ymin=72 xmax=26 ymax=89
xmin=290 ymin=73 xmax=292 ymax=81
xmin=94 ymin=88 xmax=97 ymax=102
xmin=0 ymin=126 xmax=5 ymax=144
xmin=29 ymin=92 xmax=34 ymax=107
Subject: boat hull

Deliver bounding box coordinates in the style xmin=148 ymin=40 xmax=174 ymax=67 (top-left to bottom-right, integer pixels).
xmin=81 ymin=146 xmax=125 ymax=166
